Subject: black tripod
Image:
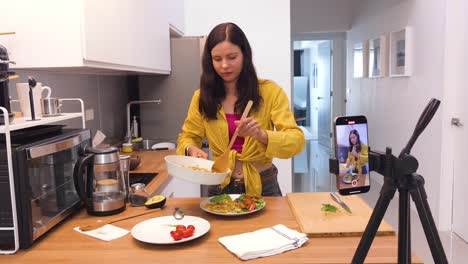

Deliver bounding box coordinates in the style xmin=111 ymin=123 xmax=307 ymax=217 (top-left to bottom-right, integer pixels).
xmin=330 ymin=99 xmax=448 ymax=264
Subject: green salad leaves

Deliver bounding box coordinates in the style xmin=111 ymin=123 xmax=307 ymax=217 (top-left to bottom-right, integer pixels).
xmin=209 ymin=193 xmax=232 ymax=203
xmin=321 ymin=203 xmax=339 ymax=213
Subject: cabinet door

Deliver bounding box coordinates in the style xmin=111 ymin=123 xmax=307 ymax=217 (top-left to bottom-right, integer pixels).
xmin=82 ymin=0 xmax=171 ymax=73
xmin=2 ymin=0 xmax=84 ymax=68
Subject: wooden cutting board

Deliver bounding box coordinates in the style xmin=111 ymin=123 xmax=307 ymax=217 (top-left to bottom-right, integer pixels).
xmin=287 ymin=192 xmax=395 ymax=237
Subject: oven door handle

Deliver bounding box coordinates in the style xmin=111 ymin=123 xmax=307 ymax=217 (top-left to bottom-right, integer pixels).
xmin=27 ymin=135 xmax=84 ymax=159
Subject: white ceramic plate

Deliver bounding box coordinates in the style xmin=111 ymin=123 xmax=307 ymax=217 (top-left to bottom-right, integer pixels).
xmin=200 ymin=194 xmax=266 ymax=216
xmin=131 ymin=215 xmax=210 ymax=244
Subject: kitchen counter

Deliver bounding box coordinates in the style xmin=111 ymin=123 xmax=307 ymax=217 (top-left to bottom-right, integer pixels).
xmin=3 ymin=197 xmax=422 ymax=263
xmin=128 ymin=149 xmax=176 ymax=195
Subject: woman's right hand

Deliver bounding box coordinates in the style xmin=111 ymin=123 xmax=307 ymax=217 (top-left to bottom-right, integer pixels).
xmin=187 ymin=146 xmax=208 ymax=159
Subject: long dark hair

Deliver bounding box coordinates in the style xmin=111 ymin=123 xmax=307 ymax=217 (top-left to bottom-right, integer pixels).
xmin=199 ymin=22 xmax=261 ymax=119
xmin=348 ymin=129 xmax=362 ymax=153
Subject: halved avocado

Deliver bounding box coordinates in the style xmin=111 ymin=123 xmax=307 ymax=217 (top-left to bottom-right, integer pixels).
xmin=144 ymin=195 xmax=167 ymax=209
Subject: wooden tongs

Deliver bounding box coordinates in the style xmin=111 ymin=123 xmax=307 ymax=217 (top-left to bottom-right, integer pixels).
xmin=211 ymin=100 xmax=253 ymax=173
xmin=79 ymin=208 xmax=162 ymax=231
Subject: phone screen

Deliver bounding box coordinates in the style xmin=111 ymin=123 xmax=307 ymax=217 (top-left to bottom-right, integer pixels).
xmin=334 ymin=116 xmax=370 ymax=195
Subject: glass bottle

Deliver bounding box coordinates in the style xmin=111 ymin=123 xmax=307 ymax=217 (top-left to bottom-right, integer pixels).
xmin=129 ymin=183 xmax=149 ymax=206
xmin=119 ymin=155 xmax=131 ymax=202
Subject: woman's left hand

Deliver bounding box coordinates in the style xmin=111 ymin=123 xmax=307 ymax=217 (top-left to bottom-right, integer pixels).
xmin=235 ymin=117 xmax=268 ymax=145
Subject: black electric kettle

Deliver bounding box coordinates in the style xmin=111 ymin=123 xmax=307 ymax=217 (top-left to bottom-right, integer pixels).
xmin=73 ymin=146 xmax=126 ymax=216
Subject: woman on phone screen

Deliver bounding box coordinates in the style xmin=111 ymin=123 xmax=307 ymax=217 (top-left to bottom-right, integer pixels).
xmin=346 ymin=129 xmax=369 ymax=174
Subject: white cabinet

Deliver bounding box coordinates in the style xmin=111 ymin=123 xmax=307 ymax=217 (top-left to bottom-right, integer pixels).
xmin=3 ymin=0 xmax=171 ymax=74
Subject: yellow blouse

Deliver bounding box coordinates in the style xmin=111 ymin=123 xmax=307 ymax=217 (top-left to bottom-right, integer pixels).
xmin=346 ymin=143 xmax=369 ymax=174
xmin=177 ymin=80 xmax=305 ymax=195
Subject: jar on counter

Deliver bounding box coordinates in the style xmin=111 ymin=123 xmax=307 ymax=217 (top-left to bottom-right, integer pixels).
xmin=122 ymin=143 xmax=133 ymax=153
xmin=128 ymin=183 xmax=149 ymax=206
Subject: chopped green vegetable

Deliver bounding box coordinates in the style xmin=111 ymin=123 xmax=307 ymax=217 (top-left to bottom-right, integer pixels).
xmin=321 ymin=203 xmax=339 ymax=213
xmin=209 ymin=194 xmax=232 ymax=203
xmin=255 ymin=199 xmax=265 ymax=209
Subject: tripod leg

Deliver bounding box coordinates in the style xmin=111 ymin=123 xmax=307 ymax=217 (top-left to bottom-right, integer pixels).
xmin=399 ymin=189 xmax=412 ymax=264
xmin=352 ymin=177 xmax=397 ymax=264
xmin=410 ymin=175 xmax=448 ymax=264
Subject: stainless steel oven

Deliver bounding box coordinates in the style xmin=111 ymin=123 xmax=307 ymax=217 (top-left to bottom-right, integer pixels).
xmin=0 ymin=128 xmax=90 ymax=249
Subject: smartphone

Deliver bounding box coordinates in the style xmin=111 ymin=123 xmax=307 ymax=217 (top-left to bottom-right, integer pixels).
xmin=333 ymin=115 xmax=370 ymax=195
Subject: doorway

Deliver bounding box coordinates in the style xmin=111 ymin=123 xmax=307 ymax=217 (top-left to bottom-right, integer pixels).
xmin=293 ymin=40 xmax=332 ymax=143
xmin=291 ymin=32 xmax=346 ymax=193
xmin=292 ymin=38 xmax=332 ymax=192
xmin=449 ymin=0 xmax=468 ymax=244
xmin=292 ymin=40 xmax=332 ymax=192
xmin=438 ymin=0 xmax=468 ymax=247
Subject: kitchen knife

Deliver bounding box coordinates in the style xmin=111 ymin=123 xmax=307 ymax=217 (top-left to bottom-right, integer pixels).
xmin=330 ymin=192 xmax=352 ymax=214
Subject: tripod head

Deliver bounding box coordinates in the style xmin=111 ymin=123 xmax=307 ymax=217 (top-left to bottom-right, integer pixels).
xmin=399 ymin=98 xmax=440 ymax=158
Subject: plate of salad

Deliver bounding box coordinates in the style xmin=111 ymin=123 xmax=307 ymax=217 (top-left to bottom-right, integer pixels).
xmin=200 ymin=194 xmax=266 ymax=216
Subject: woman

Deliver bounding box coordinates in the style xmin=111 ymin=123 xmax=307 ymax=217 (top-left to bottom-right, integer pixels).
xmin=346 ymin=129 xmax=369 ymax=174
xmin=177 ymin=22 xmax=305 ymax=196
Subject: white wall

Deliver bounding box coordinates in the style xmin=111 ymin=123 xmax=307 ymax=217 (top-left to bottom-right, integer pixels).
xmin=183 ymin=0 xmax=293 ymax=194
xmin=346 ymin=0 xmax=445 ymax=225
xmin=291 ymin=0 xmax=354 ymax=33
xmin=165 ymin=0 xmax=185 ymax=33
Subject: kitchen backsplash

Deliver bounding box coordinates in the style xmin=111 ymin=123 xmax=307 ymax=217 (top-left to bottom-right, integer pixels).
xmin=139 ymin=37 xmax=203 ymax=144
xmin=9 ymin=70 xmax=129 ymax=140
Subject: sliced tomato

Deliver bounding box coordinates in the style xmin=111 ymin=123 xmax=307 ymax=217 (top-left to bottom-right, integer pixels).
xmin=248 ymin=203 xmax=256 ymax=211
xmin=175 ymin=225 xmax=186 ymax=232
xmin=187 ymin=225 xmax=195 ymax=232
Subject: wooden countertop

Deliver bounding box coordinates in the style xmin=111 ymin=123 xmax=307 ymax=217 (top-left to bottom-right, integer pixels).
xmin=127 ymin=149 xmax=176 ymax=195
xmin=3 ymin=197 xmax=422 ymax=263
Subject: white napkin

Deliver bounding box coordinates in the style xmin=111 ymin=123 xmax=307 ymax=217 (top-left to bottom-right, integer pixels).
xmin=73 ymin=224 xmax=129 ymax=241
xmin=218 ymin=224 xmax=308 ymax=260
